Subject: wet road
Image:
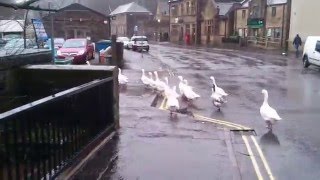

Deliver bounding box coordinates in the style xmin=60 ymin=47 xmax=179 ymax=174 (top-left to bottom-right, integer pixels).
xmin=75 ymin=44 xmax=320 ymax=180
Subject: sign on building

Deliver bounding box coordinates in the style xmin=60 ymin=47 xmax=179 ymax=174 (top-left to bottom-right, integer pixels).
xmin=32 ymin=19 xmax=48 ymax=46
xmin=247 ymin=18 xmax=264 ymax=28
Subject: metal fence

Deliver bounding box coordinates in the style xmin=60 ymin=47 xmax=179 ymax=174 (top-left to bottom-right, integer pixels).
xmin=0 ymin=77 xmax=115 ymax=180
xmin=247 ymin=36 xmax=282 ymax=48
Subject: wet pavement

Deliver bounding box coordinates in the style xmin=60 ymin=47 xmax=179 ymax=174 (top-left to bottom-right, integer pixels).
xmin=73 ymin=44 xmax=320 ymax=180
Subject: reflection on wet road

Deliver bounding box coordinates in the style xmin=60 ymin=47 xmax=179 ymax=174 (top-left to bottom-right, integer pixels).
xmin=74 ymin=44 xmax=320 ymax=180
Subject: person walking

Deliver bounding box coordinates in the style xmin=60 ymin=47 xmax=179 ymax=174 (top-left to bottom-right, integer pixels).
xmin=293 ymin=34 xmax=302 ymax=57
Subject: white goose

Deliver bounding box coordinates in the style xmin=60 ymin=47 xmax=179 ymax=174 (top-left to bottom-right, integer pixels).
xmin=210 ymin=76 xmax=228 ymax=97
xmin=260 ymin=89 xmax=282 ymax=130
xmin=177 ymin=76 xmax=186 ymax=94
xmin=118 ymin=68 xmax=128 ymax=85
xmin=141 ymin=69 xmax=151 ymax=87
xmin=153 ymin=71 xmax=167 ymax=93
xmin=164 ymin=77 xmax=179 ymax=98
xmin=166 ymin=86 xmax=180 ymax=117
xmin=182 ymin=79 xmax=200 ymax=101
xmin=148 ymin=72 xmax=157 ymax=89
xmin=211 ymin=85 xmax=226 ymax=111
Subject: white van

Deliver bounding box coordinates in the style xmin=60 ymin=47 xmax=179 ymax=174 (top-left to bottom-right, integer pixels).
xmin=302 ymin=36 xmax=320 ymax=68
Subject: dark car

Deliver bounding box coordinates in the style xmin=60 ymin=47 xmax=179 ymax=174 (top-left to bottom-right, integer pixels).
xmin=56 ymin=38 xmax=95 ymax=64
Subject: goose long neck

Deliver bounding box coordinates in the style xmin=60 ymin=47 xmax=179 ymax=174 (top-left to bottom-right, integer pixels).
xmin=212 ymin=78 xmax=217 ymax=86
xmin=154 ymin=72 xmax=159 ymax=80
xmin=263 ymin=92 xmax=269 ymax=104
xmin=165 ymin=78 xmax=169 ymax=85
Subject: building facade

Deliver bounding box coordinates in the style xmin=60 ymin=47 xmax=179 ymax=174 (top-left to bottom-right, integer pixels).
xmin=43 ymin=3 xmax=109 ymax=42
xmin=201 ymin=0 xmax=240 ymax=45
xmin=110 ymin=2 xmax=153 ymax=38
xmin=169 ymin=0 xmax=239 ymax=45
xmin=234 ymin=0 xmax=288 ymax=48
xmin=169 ymin=0 xmax=198 ymax=44
xmin=289 ymin=0 xmax=320 ymax=49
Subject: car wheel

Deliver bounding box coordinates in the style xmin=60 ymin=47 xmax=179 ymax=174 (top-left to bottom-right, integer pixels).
xmin=146 ymin=47 xmax=149 ymax=52
xmin=303 ymin=56 xmax=310 ymax=68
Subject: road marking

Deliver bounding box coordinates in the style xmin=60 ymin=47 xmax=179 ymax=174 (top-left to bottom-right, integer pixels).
xmin=251 ymin=136 xmax=275 ymax=180
xmin=242 ymin=135 xmax=264 ymax=180
xmin=194 ymin=114 xmax=251 ymax=130
xmin=157 ymin=97 xmax=273 ymax=180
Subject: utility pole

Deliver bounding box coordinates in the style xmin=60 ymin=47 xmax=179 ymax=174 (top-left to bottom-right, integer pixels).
xmin=49 ymin=1 xmax=55 ymax=63
xmin=284 ymin=0 xmax=292 ymax=54
xmin=23 ymin=9 xmax=29 ymax=48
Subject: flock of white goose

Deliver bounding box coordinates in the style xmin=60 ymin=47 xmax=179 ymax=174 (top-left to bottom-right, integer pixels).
xmin=118 ymin=68 xmax=282 ymax=130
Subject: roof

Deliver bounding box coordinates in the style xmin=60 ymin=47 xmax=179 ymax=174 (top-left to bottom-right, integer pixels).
xmin=158 ymin=1 xmax=169 ymax=14
xmin=267 ymin=0 xmax=287 ymax=5
xmin=0 ymin=20 xmax=24 ymax=33
xmin=110 ymin=2 xmax=151 ymax=16
xmin=212 ymin=0 xmax=241 ymax=16
xmin=216 ymin=3 xmax=235 ymax=16
xmin=241 ymin=0 xmax=250 ymax=8
xmin=57 ymin=3 xmax=106 ymax=17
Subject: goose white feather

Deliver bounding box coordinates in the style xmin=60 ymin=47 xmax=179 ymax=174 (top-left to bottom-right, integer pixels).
xmin=153 ymin=71 xmax=167 ymax=92
xmin=178 ymin=76 xmax=186 ymax=94
xmin=211 ymin=86 xmax=226 ymax=110
xmin=118 ymin=68 xmax=128 ymax=85
xmin=164 ymin=77 xmax=179 ymax=98
xmin=210 ymin=76 xmax=228 ymax=97
xmin=141 ymin=69 xmax=151 ymax=86
xmin=148 ymin=72 xmax=157 ymax=89
xmin=182 ymin=79 xmax=200 ymax=100
xmin=260 ymin=89 xmax=282 ymax=121
xmin=166 ymin=86 xmax=180 ymax=110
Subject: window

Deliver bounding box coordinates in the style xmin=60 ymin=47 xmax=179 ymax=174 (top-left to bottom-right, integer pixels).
xmin=190 ymin=1 xmax=195 ymax=15
xmin=315 ymin=41 xmax=320 ymax=52
xmin=272 ymin=7 xmax=276 ymax=17
xmin=180 ymin=3 xmax=184 ymax=15
xmin=171 ymin=5 xmax=177 ymax=16
xmin=238 ymin=29 xmax=243 ymax=37
xmin=186 ymin=2 xmax=190 ymax=15
xmin=242 ymin=10 xmax=246 ymax=19
xmin=186 ymin=24 xmax=191 ymax=35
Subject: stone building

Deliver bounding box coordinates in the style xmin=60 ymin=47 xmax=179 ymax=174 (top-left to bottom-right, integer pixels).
xmin=234 ymin=0 xmax=288 ymax=48
xmin=43 ymin=3 xmax=109 ymax=42
xmin=110 ymin=2 xmax=152 ymax=38
xmin=169 ymin=0 xmax=240 ymax=45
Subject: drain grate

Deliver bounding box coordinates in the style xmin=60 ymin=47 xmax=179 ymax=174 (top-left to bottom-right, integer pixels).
xmin=230 ymin=129 xmax=257 ymax=136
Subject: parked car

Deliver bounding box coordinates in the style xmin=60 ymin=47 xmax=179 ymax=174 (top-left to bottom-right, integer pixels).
xmin=117 ymin=37 xmax=130 ymax=49
xmin=302 ymin=36 xmax=320 ymax=68
xmin=0 ymin=39 xmax=7 ymax=48
xmin=44 ymin=38 xmax=65 ymax=49
xmin=128 ymin=36 xmax=149 ymax=52
xmin=56 ymin=38 xmax=95 ymax=64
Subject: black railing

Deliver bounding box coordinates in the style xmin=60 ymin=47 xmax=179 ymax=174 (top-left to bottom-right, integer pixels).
xmin=0 ymin=77 xmax=115 ymax=180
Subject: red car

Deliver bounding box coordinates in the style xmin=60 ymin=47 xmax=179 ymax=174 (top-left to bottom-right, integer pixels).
xmin=56 ymin=38 xmax=95 ymax=64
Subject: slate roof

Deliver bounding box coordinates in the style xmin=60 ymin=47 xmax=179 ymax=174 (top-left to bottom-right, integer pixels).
xmin=267 ymin=0 xmax=287 ymax=5
xmin=110 ymin=2 xmax=151 ymax=16
xmin=216 ymin=3 xmax=235 ymax=16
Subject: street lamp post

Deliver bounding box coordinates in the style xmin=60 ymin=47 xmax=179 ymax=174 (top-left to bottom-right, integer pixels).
xmin=157 ymin=19 xmax=161 ymax=42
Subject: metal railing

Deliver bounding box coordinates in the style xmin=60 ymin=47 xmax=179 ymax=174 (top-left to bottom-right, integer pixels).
xmin=247 ymin=36 xmax=282 ymax=48
xmin=0 ymin=77 xmax=115 ymax=180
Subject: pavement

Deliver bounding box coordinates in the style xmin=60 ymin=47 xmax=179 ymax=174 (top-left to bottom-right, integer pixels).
xmin=72 ymin=43 xmax=320 ymax=180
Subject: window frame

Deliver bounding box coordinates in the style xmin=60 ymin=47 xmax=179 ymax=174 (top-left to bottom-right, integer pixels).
xmin=271 ymin=7 xmax=276 ymax=17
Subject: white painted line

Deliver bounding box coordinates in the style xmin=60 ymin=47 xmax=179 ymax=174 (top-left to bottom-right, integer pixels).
xmin=242 ymin=135 xmax=264 ymax=180
xmin=251 ymin=136 xmax=275 ymax=180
